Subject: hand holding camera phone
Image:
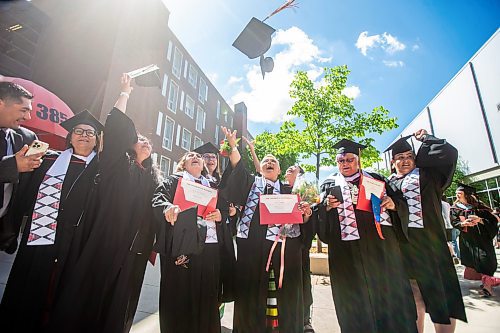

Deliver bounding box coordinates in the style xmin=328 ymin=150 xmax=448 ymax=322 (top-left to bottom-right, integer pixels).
xmin=26 ymin=140 xmax=49 ymax=156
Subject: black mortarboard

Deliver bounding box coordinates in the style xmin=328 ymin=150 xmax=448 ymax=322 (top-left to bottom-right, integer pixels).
xmin=171 ymin=207 xmax=207 ymax=257
xmin=384 ymin=135 xmax=414 ymax=156
xmin=60 ymin=110 xmax=104 ymax=133
xmin=126 ymin=64 xmax=161 ymax=88
xmin=456 ymin=183 xmax=476 ymax=195
xmin=333 ymin=139 xmax=366 ymax=155
xmin=194 ymin=142 xmax=220 ymax=155
xmin=233 ymin=17 xmax=276 ymax=79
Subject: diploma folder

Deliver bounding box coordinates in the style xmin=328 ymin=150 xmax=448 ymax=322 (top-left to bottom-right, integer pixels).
xmin=259 ymin=194 xmax=303 ymax=225
xmin=171 ymin=207 xmax=207 ymax=257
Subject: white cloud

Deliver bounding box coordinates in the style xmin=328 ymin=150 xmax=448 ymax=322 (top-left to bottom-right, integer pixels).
xmin=227 ymin=76 xmax=243 ymax=85
xmin=229 ymin=27 xmax=332 ymax=123
xmin=355 ymin=31 xmax=382 ymax=56
xmin=355 ymin=31 xmax=406 ymax=56
xmin=412 ymin=44 xmax=420 ymax=51
xmin=342 ymin=85 xmax=361 ymax=99
xmin=383 ymin=60 xmax=405 ymax=68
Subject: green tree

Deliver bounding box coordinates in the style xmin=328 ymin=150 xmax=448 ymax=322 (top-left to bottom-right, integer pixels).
xmin=279 ymin=65 xmax=399 ymax=182
xmin=242 ymin=131 xmax=300 ymax=180
xmin=444 ymin=157 xmax=470 ymax=199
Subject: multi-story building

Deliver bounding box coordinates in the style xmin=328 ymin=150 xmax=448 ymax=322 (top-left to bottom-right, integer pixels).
xmin=0 ymin=0 xmax=248 ymax=177
xmin=380 ymin=29 xmax=500 ymax=207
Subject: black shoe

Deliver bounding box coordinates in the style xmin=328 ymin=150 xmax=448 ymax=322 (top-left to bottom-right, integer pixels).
xmin=304 ymin=318 xmax=315 ymax=333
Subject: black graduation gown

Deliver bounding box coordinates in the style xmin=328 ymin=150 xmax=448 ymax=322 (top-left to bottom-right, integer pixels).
xmin=152 ymin=173 xmax=231 ymax=333
xmin=0 ymin=151 xmax=98 ymax=333
xmin=223 ymin=160 xmax=311 ymax=333
xmin=389 ymin=135 xmax=466 ymax=324
xmin=47 ymin=108 xmax=158 ymax=333
xmin=450 ymin=204 xmax=498 ymax=276
xmin=314 ymin=172 xmax=417 ymax=333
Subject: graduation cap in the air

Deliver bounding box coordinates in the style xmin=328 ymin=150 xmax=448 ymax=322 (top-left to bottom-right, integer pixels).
xmin=333 ymin=139 xmax=366 ymax=156
xmin=126 ymin=64 xmax=161 ymax=88
xmin=233 ymin=17 xmax=276 ymax=79
xmin=171 ymin=207 xmax=207 ymax=258
xmin=384 ymin=135 xmax=415 ymax=158
xmin=60 ymin=109 xmax=104 ymax=133
xmin=456 ymin=182 xmax=476 ymax=195
xmin=194 ymin=142 xmax=220 ymax=155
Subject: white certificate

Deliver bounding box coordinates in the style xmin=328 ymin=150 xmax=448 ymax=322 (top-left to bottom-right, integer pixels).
xmin=361 ymin=176 xmax=385 ymax=200
xmin=181 ymin=179 xmax=218 ymax=206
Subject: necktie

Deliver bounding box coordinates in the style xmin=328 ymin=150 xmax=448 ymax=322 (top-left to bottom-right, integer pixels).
xmin=0 ymin=131 xmax=7 ymax=209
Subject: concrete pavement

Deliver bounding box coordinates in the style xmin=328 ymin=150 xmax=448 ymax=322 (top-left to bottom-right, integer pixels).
xmin=1 ymin=249 xmax=499 ymax=332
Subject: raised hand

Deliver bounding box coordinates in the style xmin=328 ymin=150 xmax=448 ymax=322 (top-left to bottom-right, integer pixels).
xmin=120 ymin=73 xmax=133 ymax=95
xmin=221 ymin=126 xmax=238 ymax=148
xmin=414 ymin=129 xmax=428 ymax=141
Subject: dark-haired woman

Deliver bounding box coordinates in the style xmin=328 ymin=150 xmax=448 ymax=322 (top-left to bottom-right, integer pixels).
xmin=152 ymin=151 xmax=230 ymax=333
xmin=451 ymin=184 xmax=499 ymax=297
xmin=0 ymin=110 xmax=103 ymax=332
xmin=47 ymin=74 xmax=161 ymax=333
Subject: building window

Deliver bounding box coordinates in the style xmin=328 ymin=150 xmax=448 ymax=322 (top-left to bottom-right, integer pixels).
xmin=162 ymin=117 xmax=175 ymax=150
xmin=188 ymin=64 xmax=198 ymax=88
xmin=167 ymin=41 xmax=173 ymax=61
xmin=224 ymin=109 xmax=228 ymax=122
xmin=181 ymin=128 xmax=192 ymax=151
xmin=161 ymin=74 xmax=168 ymax=97
xmin=229 ymin=115 xmax=233 ymax=128
xmin=156 ymin=112 xmax=163 ymax=136
xmin=185 ymin=95 xmax=195 ymax=118
xmin=198 ymin=77 xmax=208 ymax=104
xmin=194 ymin=136 xmax=203 ymax=149
xmin=215 ymin=126 xmax=219 ymax=144
xmin=167 ymin=80 xmax=179 ymax=113
xmin=172 ymin=47 xmax=183 ymax=79
xmin=159 ymin=156 xmax=171 ymax=178
xmin=196 ymin=106 xmax=204 ymax=133
xmin=216 ymin=100 xmax=221 ymax=119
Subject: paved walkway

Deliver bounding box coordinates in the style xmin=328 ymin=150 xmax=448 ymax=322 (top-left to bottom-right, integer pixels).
xmin=1 ymin=250 xmax=499 ymax=332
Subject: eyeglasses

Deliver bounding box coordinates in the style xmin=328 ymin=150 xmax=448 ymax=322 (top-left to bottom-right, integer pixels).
xmin=336 ymin=158 xmax=356 ymax=164
xmin=187 ymin=152 xmax=202 ymax=159
xmin=203 ymin=154 xmax=217 ymax=160
xmin=72 ymin=128 xmax=97 ymax=137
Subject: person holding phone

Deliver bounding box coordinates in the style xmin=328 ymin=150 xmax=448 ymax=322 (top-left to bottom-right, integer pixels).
xmin=386 ymin=129 xmax=466 ymax=333
xmin=313 ymin=138 xmax=417 ymax=333
xmin=0 ymin=81 xmax=41 ymax=253
xmin=451 ymin=184 xmax=499 ymax=297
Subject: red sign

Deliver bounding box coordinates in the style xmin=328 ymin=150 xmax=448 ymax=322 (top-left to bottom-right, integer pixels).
xmin=3 ymin=77 xmax=74 ymax=150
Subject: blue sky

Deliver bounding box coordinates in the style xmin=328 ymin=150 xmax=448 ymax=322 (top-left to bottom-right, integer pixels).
xmin=163 ymin=0 xmax=499 ymax=170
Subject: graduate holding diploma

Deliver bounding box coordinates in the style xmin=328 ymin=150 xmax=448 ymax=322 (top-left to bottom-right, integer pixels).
xmin=312 ymin=138 xmax=418 ymax=333
xmin=221 ymin=127 xmax=313 ymax=333
xmin=152 ymin=151 xmax=230 ymax=333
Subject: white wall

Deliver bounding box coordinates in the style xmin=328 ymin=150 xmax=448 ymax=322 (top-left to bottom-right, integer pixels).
xmin=381 ymin=29 xmax=500 ymax=175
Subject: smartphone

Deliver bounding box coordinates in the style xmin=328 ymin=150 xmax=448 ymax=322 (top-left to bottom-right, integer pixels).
xmin=327 ymin=185 xmax=344 ymax=203
xmin=26 ymin=140 xmax=49 ymax=156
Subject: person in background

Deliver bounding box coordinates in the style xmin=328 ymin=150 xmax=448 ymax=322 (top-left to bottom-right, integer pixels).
xmin=451 ymin=184 xmax=499 ymax=297
xmin=0 ymin=81 xmax=41 ymax=253
xmin=493 ymin=207 xmax=500 ymax=249
xmin=442 ymin=195 xmax=459 ymax=263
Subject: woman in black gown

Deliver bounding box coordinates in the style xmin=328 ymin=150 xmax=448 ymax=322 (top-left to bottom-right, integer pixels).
xmin=451 ymin=184 xmax=499 ymax=297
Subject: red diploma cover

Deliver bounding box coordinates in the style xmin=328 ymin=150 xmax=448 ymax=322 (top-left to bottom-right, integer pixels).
xmin=173 ymin=177 xmax=218 ymax=219
xmin=259 ymin=194 xmax=303 ymax=225
xmin=356 ymin=175 xmax=385 ymax=212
